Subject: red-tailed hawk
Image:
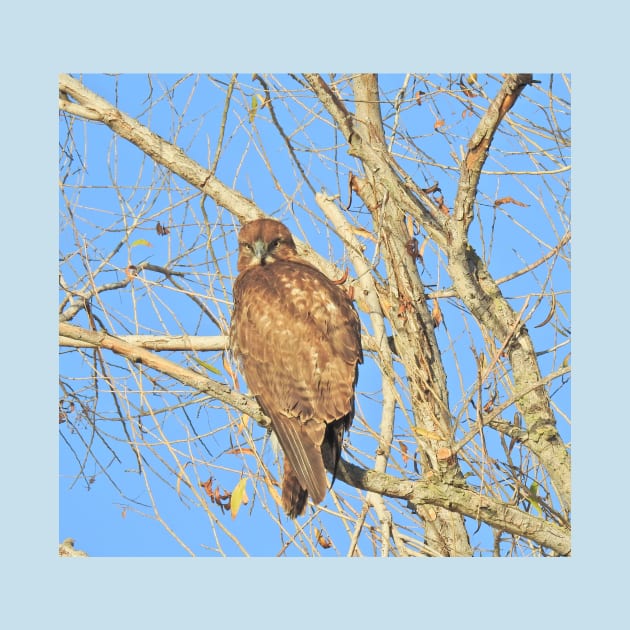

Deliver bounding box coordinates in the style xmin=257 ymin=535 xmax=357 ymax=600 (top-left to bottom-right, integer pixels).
xmin=230 ymin=218 xmax=362 ymax=518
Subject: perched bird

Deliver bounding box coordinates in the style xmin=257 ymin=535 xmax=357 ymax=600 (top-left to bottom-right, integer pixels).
xmin=230 ymin=218 xmax=362 ymax=518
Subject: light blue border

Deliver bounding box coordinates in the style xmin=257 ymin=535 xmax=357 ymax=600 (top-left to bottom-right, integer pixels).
xmin=3 ymin=0 xmax=623 ymax=626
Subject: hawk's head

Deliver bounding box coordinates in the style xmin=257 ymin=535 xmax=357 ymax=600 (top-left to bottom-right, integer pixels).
xmin=237 ymin=219 xmax=299 ymax=271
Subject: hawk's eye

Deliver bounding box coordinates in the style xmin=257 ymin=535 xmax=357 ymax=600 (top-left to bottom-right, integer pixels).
xmin=269 ymin=238 xmax=281 ymax=250
xmin=240 ymin=242 xmax=253 ymax=252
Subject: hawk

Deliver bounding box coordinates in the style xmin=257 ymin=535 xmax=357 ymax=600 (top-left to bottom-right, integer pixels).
xmin=230 ymin=218 xmax=362 ymax=518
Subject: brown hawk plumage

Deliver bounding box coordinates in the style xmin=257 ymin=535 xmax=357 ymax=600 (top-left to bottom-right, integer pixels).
xmin=230 ymin=218 xmax=362 ymax=518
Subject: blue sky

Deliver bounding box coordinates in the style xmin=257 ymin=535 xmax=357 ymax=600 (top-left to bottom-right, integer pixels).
xmin=59 ymin=72 xmax=571 ymax=558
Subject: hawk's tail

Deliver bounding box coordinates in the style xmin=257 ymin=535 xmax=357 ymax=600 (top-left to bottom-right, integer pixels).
xmin=281 ymin=458 xmax=309 ymax=518
xmin=272 ymin=415 xmax=328 ymax=517
xmin=273 ymin=413 xmax=351 ymax=518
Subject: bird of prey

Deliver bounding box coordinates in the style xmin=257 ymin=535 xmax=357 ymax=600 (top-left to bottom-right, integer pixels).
xmin=230 ymin=218 xmax=362 ymax=518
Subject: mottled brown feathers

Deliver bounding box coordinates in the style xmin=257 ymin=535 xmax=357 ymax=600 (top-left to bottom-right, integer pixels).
xmin=230 ymin=218 xmax=362 ymax=518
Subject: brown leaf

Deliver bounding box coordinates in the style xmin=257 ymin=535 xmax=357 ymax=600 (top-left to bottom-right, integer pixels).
xmin=406 ymin=238 xmax=420 ymax=261
xmin=315 ymin=528 xmax=333 ymax=549
xmin=494 ymin=196 xmax=529 ymax=208
xmin=415 ymin=90 xmax=426 ymax=106
xmin=399 ymin=441 xmax=409 ymax=465
xmin=351 ymin=225 xmax=376 ymax=242
xmin=431 ymin=298 xmax=443 ymax=328
xmin=201 ymin=477 xmax=214 ymax=498
xmin=332 ymin=268 xmax=349 ymax=285
xmin=534 ymin=293 xmax=557 ymax=328
xmin=434 ymin=118 xmax=445 ymax=130
xmin=156 ymin=221 xmax=170 ymax=236
xmin=225 ymin=447 xmax=256 ymax=457
xmin=435 ymin=195 xmax=450 ymax=215
xmin=223 ymin=352 xmax=239 ymax=389
xmin=421 ymin=182 xmax=440 ymax=195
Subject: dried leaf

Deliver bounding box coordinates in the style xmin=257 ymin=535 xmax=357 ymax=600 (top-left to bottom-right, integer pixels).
xmin=415 ymin=90 xmax=426 ymax=106
xmin=223 ymin=352 xmax=239 ymax=389
xmin=494 ymin=196 xmax=529 ymax=208
xmin=351 ymin=225 xmax=376 ymax=242
xmin=406 ymin=237 xmax=420 ymax=261
xmin=431 ymin=298 xmax=443 ymax=328
xmin=421 ymin=182 xmax=440 ymax=195
xmin=413 ymin=427 xmax=443 ymax=441
xmin=315 ymin=528 xmax=332 ymax=549
xmin=399 ymin=440 xmax=409 ymax=465
xmin=434 ymin=118 xmax=445 ymax=130
xmin=156 ymin=221 xmax=170 ymax=236
xmin=435 ymin=194 xmax=450 ymax=215
xmin=534 ymin=293 xmax=557 ymax=328
xmin=201 ymin=477 xmax=214 ymax=498
xmin=332 ymin=268 xmax=349 ymax=285
xmin=225 ymin=447 xmax=257 ymax=457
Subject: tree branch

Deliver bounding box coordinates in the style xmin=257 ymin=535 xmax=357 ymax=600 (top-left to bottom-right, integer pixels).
xmin=58 ymin=322 xmax=269 ymax=428
xmin=454 ymin=73 xmax=536 ymax=231
xmin=334 ymin=458 xmax=570 ymax=556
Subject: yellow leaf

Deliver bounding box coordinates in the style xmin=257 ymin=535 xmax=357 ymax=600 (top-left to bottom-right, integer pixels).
xmin=130 ymin=239 xmax=151 ymax=248
xmin=413 ymin=426 xmax=443 ymax=441
xmin=231 ymin=478 xmax=247 ymax=519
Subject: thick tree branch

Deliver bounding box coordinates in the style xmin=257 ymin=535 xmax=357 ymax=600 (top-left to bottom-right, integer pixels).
xmin=443 ymin=75 xmax=571 ymax=512
xmin=58 ymin=323 xmax=269 ymax=428
xmin=454 ymin=74 xmax=536 ymax=231
xmin=59 ymin=331 xmax=382 ymax=353
xmin=334 ymin=458 xmax=570 ymax=556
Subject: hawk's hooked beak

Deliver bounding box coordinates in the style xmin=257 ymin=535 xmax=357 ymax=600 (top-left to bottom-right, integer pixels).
xmin=252 ymin=239 xmax=270 ymax=264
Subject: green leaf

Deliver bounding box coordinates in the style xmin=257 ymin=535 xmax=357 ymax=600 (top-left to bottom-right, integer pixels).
xmin=192 ymin=356 xmax=221 ymax=375
xmin=249 ymin=95 xmax=258 ymax=123
xmin=528 ymin=481 xmax=542 ymax=516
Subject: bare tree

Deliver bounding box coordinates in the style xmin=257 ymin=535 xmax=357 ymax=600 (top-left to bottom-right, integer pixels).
xmin=59 ymin=73 xmax=570 ymax=556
